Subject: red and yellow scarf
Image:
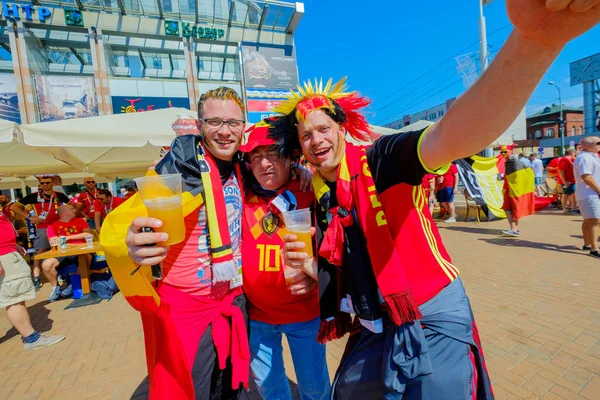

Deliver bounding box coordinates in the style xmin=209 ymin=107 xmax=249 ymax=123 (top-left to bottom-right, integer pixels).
xmin=314 ymin=143 xmax=422 ymax=327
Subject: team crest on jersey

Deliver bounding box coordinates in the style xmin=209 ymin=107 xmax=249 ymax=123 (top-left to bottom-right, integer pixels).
xmin=261 ymin=212 xmax=280 ymax=235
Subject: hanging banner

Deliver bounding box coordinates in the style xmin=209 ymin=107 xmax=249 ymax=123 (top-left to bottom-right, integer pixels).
xmin=34 ymin=75 xmax=99 ymax=122
xmin=111 ymin=96 xmax=190 ymax=114
xmin=456 ymin=156 xmax=506 ymax=220
xmin=242 ymin=45 xmax=299 ymax=90
xmin=0 ymin=73 xmax=21 ymax=123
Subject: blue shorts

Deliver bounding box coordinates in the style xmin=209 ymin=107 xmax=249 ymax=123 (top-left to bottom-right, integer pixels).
xmin=535 ymin=177 xmax=542 ymax=185
xmin=563 ymin=184 xmax=576 ymax=195
xmin=438 ymin=187 xmax=455 ymax=203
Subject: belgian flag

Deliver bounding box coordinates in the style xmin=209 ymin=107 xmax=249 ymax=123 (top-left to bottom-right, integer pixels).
xmin=502 ymin=155 xmax=535 ymax=219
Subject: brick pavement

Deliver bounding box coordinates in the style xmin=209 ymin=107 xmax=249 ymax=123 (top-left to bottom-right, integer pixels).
xmin=1 ymin=203 xmax=599 ymax=399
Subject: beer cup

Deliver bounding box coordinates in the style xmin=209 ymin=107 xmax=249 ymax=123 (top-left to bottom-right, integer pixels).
xmin=134 ymin=174 xmax=185 ymax=246
xmin=281 ymin=208 xmax=313 ymax=259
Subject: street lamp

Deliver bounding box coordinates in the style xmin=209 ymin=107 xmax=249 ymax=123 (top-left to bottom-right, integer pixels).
xmin=479 ymin=0 xmax=493 ymax=157
xmin=548 ymin=81 xmax=565 ymax=155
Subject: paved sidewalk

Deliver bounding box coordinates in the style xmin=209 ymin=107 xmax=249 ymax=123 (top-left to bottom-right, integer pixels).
xmin=1 ymin=205 xmax=599 ymax=399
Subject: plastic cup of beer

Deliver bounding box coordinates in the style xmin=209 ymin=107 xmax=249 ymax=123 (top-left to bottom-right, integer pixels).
xmin=85 ymin=235 xmax=94 ymax=247
xmin=281 ymin=208 xmax=313 ymax=259
xmin=134 ymin=174 xmax=185 ymax=246
xmin=283 ymin=265 xmax=303 ymax=289
xmin=49 ymin=237 xmax=59 ymax=251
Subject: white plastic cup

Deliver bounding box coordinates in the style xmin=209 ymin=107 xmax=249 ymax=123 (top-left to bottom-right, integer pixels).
xmin=85 ymin=235 xmax=94 ymax=247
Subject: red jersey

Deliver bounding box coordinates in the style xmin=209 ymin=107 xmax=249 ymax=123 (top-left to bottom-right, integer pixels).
xmin=0 ymin=213 xmax=16 ymax=256
xmin=547 ymin=157 xmax=562 ymax=183
xmin=49 ymin=218 xmax=89 ymax=244
xmin=440 ymin=164 xmax=459 ymax=188
xmin=242 ymin=181 xmax=319 ymax=325
xmin=558 ymin=156 xmax=575 ymax=184
xmin=93 ymin=196 xmax=125 ymax=220
xmin=18 ymin=191 xmax=70 ymax=229
xmin=421 ymin=174 xmax=435 ymax=191
xmin=77 ymin=189 xmax=98 ymax=218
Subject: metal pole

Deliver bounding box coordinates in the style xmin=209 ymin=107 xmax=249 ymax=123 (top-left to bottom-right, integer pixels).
xmin=479 ymin=0 xmax=493 ymax=157
xmin=558 ymin=88 xmax=564 ymax=155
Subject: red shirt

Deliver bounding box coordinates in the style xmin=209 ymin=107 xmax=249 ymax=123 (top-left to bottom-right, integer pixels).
xmin=547 ymin=157 xmax=562 ymax=183
xmin=0 ymin=214 xmax=16 ymax=256
xmin=49 ymin=218 xmax=89 ymax=244
xmin=242 ymin=181 xmax=319 ymax=325
xmin=93 ymin=196 xmax=125 ymax=220
xmin=558 ymin=156 xmax=575 ymax=184
xmin=421 ymin=174 xmax=435 ymax=191
xmin=77 ymin=189 xmax=98 ymax=218
xmin=18 ymin=191 xmax=70 ymax=229
xmin=440 ymin=164 xmax=459 ymax=188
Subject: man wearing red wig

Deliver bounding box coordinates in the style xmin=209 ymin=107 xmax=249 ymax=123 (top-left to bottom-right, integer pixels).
xmin=276 ymin=2 xmax=600 ymax=398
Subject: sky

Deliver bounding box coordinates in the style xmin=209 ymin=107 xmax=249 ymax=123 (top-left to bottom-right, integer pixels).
xmin=293 ymin=0 xmax=600 ymax=126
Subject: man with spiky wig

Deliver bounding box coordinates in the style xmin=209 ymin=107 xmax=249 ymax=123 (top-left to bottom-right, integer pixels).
xmin=276 ymin=3 xmax=600 ymax=398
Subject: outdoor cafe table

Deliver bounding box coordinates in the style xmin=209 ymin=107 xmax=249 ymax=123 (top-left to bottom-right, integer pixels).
xmin=34 ymin=242 xmax=103 ymax=303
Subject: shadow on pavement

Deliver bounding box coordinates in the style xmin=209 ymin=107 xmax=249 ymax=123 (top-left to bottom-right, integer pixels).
xmin=131 ymin=376 xmax=301 ymax=399
xmin=439 ymin=226 xmax=500 ymax=236
xmin=0 ymin=301 xmax=54 ymax=344
xmin=478 ymin=238 xmax=584 ymax=255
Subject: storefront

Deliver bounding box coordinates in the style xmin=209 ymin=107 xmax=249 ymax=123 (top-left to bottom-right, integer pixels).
xmin=0 ymin=0 xmax=304 ymax=124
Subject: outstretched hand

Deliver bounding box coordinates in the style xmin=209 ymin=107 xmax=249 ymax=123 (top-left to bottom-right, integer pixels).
xmin=508 ymin=0 xmax=600 ymax=49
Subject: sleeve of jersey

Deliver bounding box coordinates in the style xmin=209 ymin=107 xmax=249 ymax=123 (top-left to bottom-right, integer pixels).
xmin=367 ymin=126 xmax=450 ymax=191
xmin=58 ymin=193 xmax=71 ymax=204
xmin=18 ymin=193 xmax=36 ymax=206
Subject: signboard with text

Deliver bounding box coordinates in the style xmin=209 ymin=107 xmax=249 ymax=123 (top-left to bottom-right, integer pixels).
xmin=35 ymin=75 xmax=99 ymax=122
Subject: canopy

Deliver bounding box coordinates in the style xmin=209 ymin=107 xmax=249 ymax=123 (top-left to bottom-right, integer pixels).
xmin=0 ymin=173 xmax=119 ymax=190
xmin=17 ymin=107 xmax=196 ymax=176
xmin=0 ymin=119 xmax=84 ymax=176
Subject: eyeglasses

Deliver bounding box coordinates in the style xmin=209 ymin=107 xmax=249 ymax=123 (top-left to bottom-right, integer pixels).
xmin=201 ymin=118 xmax=245 ymax=131
xmin=500 ymin=151 xmax=508 ymax=154
xmin=85 ymin=181 xmax=96 ymax=184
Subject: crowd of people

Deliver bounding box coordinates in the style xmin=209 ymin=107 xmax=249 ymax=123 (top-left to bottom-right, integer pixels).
xmin=0 ymin=175 xmax=127 ymax=349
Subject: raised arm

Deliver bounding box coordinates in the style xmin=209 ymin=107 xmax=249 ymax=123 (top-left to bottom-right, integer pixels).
xmin=420 ymin=1 xmax=600 ymax=170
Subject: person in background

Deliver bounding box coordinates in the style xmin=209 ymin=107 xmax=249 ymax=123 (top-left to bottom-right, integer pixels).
xmin=42 ymin=204 xmax=92 ymax=302
xmin=94 ymin=189 xmax=125 ymax=233
xmin=559 ymin=149 xmax=579 ymax=213
xmin=76 ymin=177 xmax=99 ymax=229
xmin=529 ymin=153 xmax=544 ymax=195
xmin=422 ymin=173 xmax=436 ymax=215
xmin=119 ymin=187 xmax=127 ymax=198
xmin=11 ymin=176 xmax=71 ymax=291
xmin=1 ymin=206 xmax=66 ymax=350
xmin=0 ymin=194 xmax=14 ymax=217
xmin=519 ymin=153 xmax=532 ymax=168
xmin=438 ymin=162 xmax=460 ymax=223
xmin=574 ymin=137 xmax=600 ymax=258
xmin=122 ymin=184 xmax=137 ymax=201
xmin=529 ymin=153 xmax=544 ymax=185
xmin=500 ymin=145 xmax=535 ymax=237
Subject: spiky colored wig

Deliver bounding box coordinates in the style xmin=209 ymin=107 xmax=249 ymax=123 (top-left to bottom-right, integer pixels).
xmin=268 ymin=77 xmax=373 ymax=157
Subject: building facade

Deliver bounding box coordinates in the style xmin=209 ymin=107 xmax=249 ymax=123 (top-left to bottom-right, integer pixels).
xmin=526 ymin=105 xmax=585 ymax=141
xmin=383 ymin=97 xmax=456 ymax=129
xmin=0 ymin=0 xmax=303 ymax=125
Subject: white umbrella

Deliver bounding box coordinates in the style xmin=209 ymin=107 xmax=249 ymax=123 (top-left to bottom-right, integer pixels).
xmin=18 ymin=107 xmax=196 ymax=176
xmin=0 ymin=119 xmax=84 ymax=176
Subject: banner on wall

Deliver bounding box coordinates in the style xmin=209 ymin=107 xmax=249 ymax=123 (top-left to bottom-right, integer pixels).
xmin=246 ymin=89 xmax=288 ymax=124
xmin=111 ymin=96 xmax=190 ymax=114
xmin=34 ymin=75 xmax=99 ymax=122
xmin=242 ymin=45 xmax=299 ymax=90
xmin=0 ymin=73 xmax=21 ymax=124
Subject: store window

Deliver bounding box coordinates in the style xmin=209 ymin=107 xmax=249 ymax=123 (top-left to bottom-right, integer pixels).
xmin=579 ymin=126 xmax=583 ymax=135
xmin=572 ymin=126 xmax=576 ymax=136
xmin=534 ymin=130 xmax=542 ymax=139
xmin=545 ymin=128 xmax=554 ymax=137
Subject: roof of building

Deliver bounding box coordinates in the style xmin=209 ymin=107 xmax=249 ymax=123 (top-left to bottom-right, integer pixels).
xmin=528 ymin=104 xmax=583 ymax=118
xmin=530 ymin=120 xmax=558 ymax=127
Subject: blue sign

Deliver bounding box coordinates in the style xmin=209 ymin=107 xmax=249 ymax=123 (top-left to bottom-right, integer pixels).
xmin=1 ymin=3 xmax=51 ymax=22
xmin=538 ymin=147 xmax=544 ymax=153
xmin=111 ymin=96 xmax=190 ymax=114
